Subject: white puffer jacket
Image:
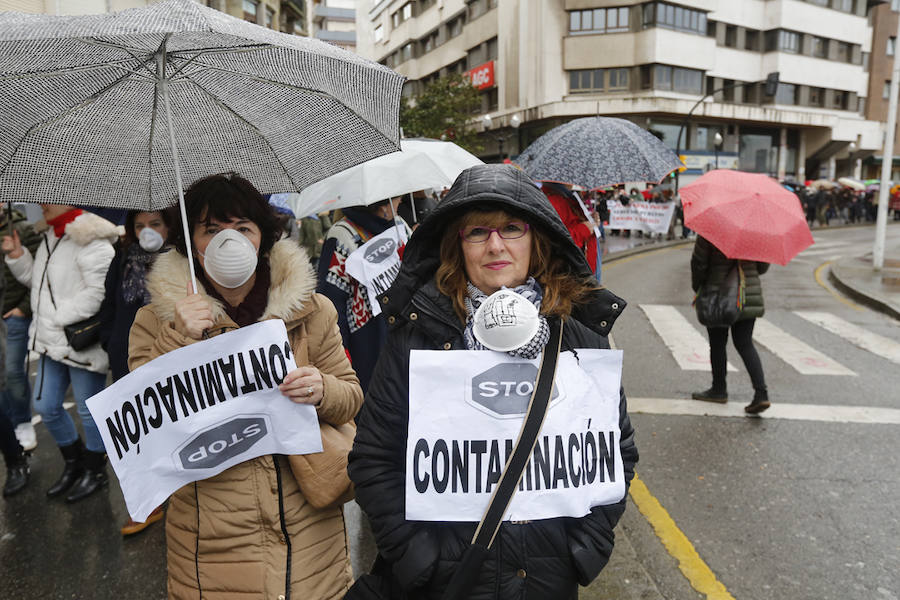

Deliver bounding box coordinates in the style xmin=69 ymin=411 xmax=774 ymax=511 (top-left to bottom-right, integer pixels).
xmin=6 ymin=211 xmax=118 ymax=373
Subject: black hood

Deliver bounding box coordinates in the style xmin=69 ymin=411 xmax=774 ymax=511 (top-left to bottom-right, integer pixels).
xmin=380 ymin=164 xmax=626 ymax=336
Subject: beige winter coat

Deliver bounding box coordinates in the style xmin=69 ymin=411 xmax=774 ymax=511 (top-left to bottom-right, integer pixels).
xmin=128 ymin=240 xmax=362 ymax=600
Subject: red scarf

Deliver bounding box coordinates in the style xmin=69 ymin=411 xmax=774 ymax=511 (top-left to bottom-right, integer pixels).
xmin=46 ymin=208 xmax=83 ymax=238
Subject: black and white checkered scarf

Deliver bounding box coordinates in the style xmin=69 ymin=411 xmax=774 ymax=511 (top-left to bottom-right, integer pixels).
xmin=463 ymin=277 xmax=550 ymax=359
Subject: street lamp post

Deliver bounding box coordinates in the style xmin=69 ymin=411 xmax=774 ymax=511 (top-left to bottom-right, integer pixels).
xmin=482 ymin=113 xmax=521 ymax=162
xmin=674 ymin=72 xmax=779 ymax=192
xmin=714 ymin=131 xmax=723 ymax=169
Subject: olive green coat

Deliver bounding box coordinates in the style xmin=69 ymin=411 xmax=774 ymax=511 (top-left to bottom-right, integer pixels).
xmin=690 ymin=236 xmax=769 ymax=320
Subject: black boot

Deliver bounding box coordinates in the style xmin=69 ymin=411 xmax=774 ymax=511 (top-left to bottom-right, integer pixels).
xmin=3 ymin=452 xmax=30 ymax=497
xmin=691 ymin=387 xmax=728 ymax=403
xmin=745 ymin=390 xmax=771 ymax=414
xmin=65 ymin=450 xmax=108 ymax=503
xmin=47 ymin=439 xmax=85 ymax=498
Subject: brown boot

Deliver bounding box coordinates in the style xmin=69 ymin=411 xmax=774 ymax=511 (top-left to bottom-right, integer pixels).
xmin=121 ymin=505 xmax=165 ymax=536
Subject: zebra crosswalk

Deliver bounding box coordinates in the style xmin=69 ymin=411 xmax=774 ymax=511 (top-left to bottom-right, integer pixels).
xmin=639 ymin=304 xmax=899 ymax=375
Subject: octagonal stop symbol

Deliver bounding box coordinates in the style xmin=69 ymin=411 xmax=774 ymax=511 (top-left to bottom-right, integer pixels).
xmin=469 ymin=363 xmax=559 ymax=417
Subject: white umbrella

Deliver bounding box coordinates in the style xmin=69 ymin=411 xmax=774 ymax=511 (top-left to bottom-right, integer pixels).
xmin=837 ymin=177 xmax=865 ymax=191
xmin=283 ymin=138 xmax=483 ymax=218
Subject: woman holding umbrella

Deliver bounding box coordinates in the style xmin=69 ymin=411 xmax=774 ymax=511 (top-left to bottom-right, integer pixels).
xmin=690 ymin=235 xmax=771 ymax=414
xmin=128 ymin=173 xmax=363 ymax=599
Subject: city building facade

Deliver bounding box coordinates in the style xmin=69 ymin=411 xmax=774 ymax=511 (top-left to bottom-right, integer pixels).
xmin=864 ymin=0 xmax=900 ymax=179
xmin=359 ymin=0 xmax=885 ymax=184
xmin=0 ymin=0 xmax=308 ymax=37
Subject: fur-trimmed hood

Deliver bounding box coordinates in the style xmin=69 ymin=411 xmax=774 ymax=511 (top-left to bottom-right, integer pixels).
xmin=146 ymin=239 xmax=317 ymax=326
xmin=64 ymin=211 xmax=121 ymax=246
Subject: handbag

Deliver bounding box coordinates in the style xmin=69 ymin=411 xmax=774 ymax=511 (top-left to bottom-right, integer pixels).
xmin=41 ymin=235 xmax=103 ymax=351
xmin=289 ymin=420 xmax=356 ymax=509
xmin=694 ymin=262 xmax=745 ymax=328
xmin=286 ymin=328 xmax=356 ymax=509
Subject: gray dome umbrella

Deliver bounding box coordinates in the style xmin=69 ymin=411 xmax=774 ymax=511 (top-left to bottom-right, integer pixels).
xmin=514 ymin=116 xmax=682 ymax=190
xmin=0 ymin=0 xmax=404 ymax=289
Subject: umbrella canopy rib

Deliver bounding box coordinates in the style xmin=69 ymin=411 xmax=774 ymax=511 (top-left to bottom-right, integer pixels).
xmin=177 ymin=75 xmax=303 ymax=192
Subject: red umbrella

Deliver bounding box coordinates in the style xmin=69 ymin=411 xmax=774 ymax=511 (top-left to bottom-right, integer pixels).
xmin=681 ymin=170 xmax=813 ymax=266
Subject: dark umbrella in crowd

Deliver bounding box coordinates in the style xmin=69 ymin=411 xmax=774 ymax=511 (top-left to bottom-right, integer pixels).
xmin=514 ymin=116 xmax=682 ymax=190
xmin=0 ymin=0 xmax=403 ymax=290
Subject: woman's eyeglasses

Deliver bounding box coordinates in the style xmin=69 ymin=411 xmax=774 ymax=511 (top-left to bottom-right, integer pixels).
xmin=459 ymin=222 xmax=530 ymax=243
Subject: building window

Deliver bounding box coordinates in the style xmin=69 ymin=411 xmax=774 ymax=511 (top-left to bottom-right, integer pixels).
xmin=608 ymin=68 xmax=630 ymax=90
xmin=894 ymin=0 xmax=900 ymax=11
xmin=642 ymin=2 xmax=707 ymax=35
xmin=374 ymin=25 xmax=383 ymax=42
xmin=889 ymin=37 xmax=896 ymax=56
xmin=810 ymin=87 xmax=825 ymax=107
xmin=264 ymin=6 xmax=275 ymax=29
xmin=569 ymin=69 xmax=605 ymax=93
xmin=569 ymin=6 xmax=630 ymax=34
xmin=392 ymin=2 xmax=412 ymax=28
xmin=468 ymin=0 xmax=495 ymax=21
xmin=745 ymin=30 xmax=760 ymax=51
xmin=837 ymin=0 xmax=853 ymax=10
xmin=242 ymin=0 xmax=258 ymax=22
xmin=672 ymin=67 xmax=702 ymax=94
xmin=836 ymin=41 xmax=852 ymax=63
xmin=833 ymin=90 xmax=849 ymax=110
xmin=420 ymin=0 xmax=436 ymax=11
xmin=779 ymin=30 xmax=800 ymax=53
xmin=421 ymin=29 xmax=438 ymax=53
xmin=885 ymin=81 xmax=892 ymax=99
xmin=812 ymin=36 xmax=828 ymax=58
xmin=775 ymin=82 xmax=797 ymax=105
xmin=724 ymin=25 xmax=737 ymax=48
xmin=448 ymin=14 xmax=465 ymax=38
xmin=400 ymin=42 xmax=413 ymax=63
xmin=652 ymin=65 xmax=702 ymax=94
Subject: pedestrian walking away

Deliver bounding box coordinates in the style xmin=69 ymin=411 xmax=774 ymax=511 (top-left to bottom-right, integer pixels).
xmin=691 ymin=235 xmax=771 ymax=414
xmin=347 ymin=164 xmax=638 ymax=600
xmin=128 ymin=173 xmax=363 ymax=600
xmin=2 ymin=204 xmax=117 ymax=502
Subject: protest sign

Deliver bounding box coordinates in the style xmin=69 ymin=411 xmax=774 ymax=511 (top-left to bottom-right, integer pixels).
xmin=607 ymin=200 xmax=675 ymax=234
xmin=87 ymin=319 xmax=322 ymax=522
xmin=406 ymin=349 xmax=624 ymax=522
xmin=345 ymin=226 xmax=407 ymax=316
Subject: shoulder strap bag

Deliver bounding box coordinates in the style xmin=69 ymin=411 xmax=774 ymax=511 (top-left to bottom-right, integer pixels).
xmin=41 ymin=235 xmax=103 ymax=352
xmin=440 ymin=316 xmax=564 ymax=600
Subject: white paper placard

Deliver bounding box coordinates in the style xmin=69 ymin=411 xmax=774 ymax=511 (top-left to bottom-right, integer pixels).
xmin=406 ymin=349 xmax=624 ymax=522
xmin=87 ymin=320 xmax=322 ymax=522
xmin=345 ymin=227 xmax=407 ymax=316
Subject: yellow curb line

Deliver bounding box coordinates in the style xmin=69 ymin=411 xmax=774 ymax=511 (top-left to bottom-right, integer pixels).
xmin=814 ymin=260 xmax=862 ymax=310
xmin=629 ymin=474 xmax=735 ymax=600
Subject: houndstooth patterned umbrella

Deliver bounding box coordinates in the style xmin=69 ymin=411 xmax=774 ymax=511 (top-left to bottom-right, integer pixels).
xmin=0 ymin=0 xmax=404 ymax=210
xmin=515 ymin=116 xmax=682 ymax=189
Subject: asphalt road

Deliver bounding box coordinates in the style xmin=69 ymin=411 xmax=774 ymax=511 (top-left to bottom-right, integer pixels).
xmin=1 ymin=225 xmax=898 ymax=600
xmin=592 ymin=225 xmax=900 ymax=600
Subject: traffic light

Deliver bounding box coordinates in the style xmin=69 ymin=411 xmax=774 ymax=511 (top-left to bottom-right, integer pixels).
xmin=764 ymin=72 xmax=780 ymax=96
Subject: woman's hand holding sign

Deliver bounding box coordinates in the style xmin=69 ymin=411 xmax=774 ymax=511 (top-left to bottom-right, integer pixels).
xmin=280 ymin=366 xmax=324 ymax=406
xmin=175 ymin=283 xmax=215 ymax=340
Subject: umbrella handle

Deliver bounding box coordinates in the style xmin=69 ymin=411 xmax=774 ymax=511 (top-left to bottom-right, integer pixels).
xmin=161 ymin=72 xmax=198 ymax=294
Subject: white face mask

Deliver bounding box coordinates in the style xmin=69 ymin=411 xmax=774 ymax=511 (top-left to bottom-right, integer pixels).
xmin=198 ymin=228 xmax=258 ymax=289
xmin=472 ymin=290 xmax=540 ymax=352
xmin=138 ymin=227 xmax=165 ymax=253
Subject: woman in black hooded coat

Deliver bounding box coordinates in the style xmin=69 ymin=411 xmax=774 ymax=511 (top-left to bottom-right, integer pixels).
xmin=347 ymin=164 xmax=638 ymax=600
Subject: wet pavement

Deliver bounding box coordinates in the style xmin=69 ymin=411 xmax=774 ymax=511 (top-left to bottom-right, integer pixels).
xmin=1 ymin=221 xmax=897 ymax=599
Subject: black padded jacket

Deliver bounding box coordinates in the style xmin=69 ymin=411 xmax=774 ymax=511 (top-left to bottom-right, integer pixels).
xmin=347 ymin=164 xmax=639 ymax=600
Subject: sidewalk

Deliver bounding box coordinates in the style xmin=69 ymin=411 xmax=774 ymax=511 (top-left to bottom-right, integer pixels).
xmin=828 ymin=225 xmax=900 ymax=320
